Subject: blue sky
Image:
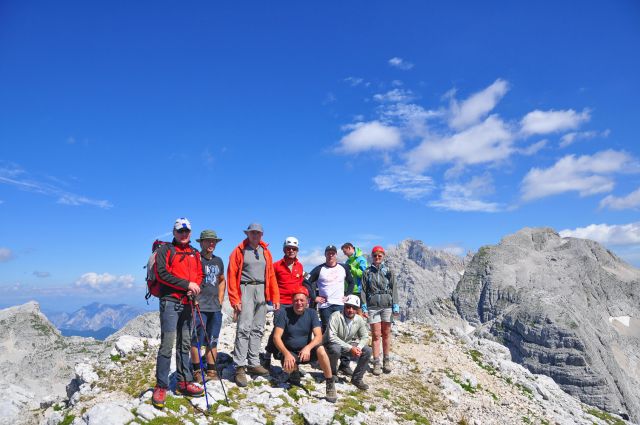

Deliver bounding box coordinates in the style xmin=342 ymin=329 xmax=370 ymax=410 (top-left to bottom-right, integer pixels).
xmin=1 ymin=1 xmax=639 ymax=313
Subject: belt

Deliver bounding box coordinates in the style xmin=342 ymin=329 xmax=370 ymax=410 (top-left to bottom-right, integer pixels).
xmin=240 ymin=280 xmax=265 ymax=285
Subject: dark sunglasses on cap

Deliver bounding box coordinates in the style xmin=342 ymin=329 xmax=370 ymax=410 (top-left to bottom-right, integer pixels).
xmin=176 ymin=228 xmax=191 ymax=234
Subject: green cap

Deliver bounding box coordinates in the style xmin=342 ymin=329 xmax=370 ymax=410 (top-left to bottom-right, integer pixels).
xmin=196 ymin=230 xmax=222 ymax=242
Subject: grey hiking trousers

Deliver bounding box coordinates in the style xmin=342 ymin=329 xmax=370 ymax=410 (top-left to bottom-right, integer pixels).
xmin=232 ymin=283 xmax=267 ymax=367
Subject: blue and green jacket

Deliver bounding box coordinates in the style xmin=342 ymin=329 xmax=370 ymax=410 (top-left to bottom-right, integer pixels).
xmin=345 ymin=247 xmax=368 ymax=294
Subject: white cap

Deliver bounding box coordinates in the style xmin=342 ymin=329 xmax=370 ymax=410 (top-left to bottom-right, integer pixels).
xmin=284 ymin=236 xmax=299 ymax=249
xmin=344 ymin=295 xmax=360 ymax=308
xmin=174 ymin=217 xmax=191 ymax=231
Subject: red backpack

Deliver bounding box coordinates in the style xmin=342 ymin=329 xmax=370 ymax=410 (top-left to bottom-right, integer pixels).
xmin=145 ymin=240 xmax=169 ymax=302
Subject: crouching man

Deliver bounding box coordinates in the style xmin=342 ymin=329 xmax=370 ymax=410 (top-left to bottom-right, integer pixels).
xmin=266 ymin=287 xmax=337 ymax=403
xmin=324 ymin=295 xmax=372 ymax=390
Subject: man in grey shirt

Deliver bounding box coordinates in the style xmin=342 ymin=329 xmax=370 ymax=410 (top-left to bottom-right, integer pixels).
xmin=191 ymin=230 xmax=225 ymax=383
xmin=227 ymin=223 xmax=279 ymax=387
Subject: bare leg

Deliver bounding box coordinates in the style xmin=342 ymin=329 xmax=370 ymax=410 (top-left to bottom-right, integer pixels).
xmin=316 ymin=346 xmax=333 ymax=379
xmin=370 ymin=323 xmax=382 ymax=360
xmin=381 ymin=321 xmax=392 ymax=357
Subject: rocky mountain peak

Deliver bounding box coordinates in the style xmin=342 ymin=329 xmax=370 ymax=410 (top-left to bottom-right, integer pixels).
xmin=453 ymin=226 xmax=640 ymax=421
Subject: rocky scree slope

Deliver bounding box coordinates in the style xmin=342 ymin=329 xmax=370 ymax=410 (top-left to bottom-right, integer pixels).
xmin=34 ymin=308 xmax=635 ymax=425
xmin=453 ymin=227 xmax=640 ymax=422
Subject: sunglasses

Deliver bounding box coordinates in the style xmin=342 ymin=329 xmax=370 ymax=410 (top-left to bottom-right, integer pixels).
xmin=373 ymin=253 xmax=384 ymax=258
xmin=176 ymin=229 xmax=191 ymax=234
xmin=285 ymin=247 xmax=298 ymax=251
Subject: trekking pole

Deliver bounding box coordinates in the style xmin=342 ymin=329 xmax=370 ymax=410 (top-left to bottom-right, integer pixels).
xmin=190 ymin=298 xmax=210 ymax=411
xmin=193 ymin=300 xmax=229 ymax=404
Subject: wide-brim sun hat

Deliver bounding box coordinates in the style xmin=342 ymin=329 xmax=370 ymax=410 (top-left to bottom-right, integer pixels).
xmin=196 ymin=230 xmax=222 ymax=242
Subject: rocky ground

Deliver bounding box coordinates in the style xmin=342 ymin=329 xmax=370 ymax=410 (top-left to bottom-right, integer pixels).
xmin=34 ymin=312 xmax=633 ymax=425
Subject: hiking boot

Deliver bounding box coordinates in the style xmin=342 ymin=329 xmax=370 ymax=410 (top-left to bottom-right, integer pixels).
xmin=151 ymin=386 xmax=166 ymax=409
xmin=235 ymin=366 xmax=248 ymax=387
xmin=338 ymin=363 xmax=353 ymax=376
xmin=288 ymin=369 xmax=302 ymax=386
xmin=206 ymin=369 xmax=219 ymax=380
xmin=325 ymin=377 xmax=337 ymax=403
xmin=351 ymin=378 xmax=369 ymax=391
xmin=176 ymin=381 xmax=204 ymax=397
xmin=193 ymin=369 xmax=204 ymax=384
xmin=247 ymin=364 xmax=270 ymax=376
xmin=383 ymin=357 xmax=392 ymax=374
xmin=372 ymin=358 xmax=382 ymax=376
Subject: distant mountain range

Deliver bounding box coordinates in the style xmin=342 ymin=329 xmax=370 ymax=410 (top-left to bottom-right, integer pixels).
xmin=45 ymin=302 xmax=148 ymax=339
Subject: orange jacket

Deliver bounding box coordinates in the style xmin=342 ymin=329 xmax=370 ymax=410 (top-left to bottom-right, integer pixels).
xmin=227 ymin=239 xmax=279 ymax=307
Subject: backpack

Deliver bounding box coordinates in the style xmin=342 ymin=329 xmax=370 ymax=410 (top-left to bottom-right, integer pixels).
xmin=145 ymin=240 xmax=169 ymax=302
xmin=145 ymin=240 xmax=201 ymax=303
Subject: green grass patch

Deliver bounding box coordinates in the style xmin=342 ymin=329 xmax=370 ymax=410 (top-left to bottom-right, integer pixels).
xmin=585 ymin=408 xmax=626 ymax=425
xmin=205 ymin=407 xmax=238 ymax=425
xmin=287 ymin=385 xmax=302 ymax=402
xmin=337 ymin=396 xmax=366 ymax=417
xmin=145 ymin=416 xmax=185 ymax=425
xmin=163 ymin=394 xmax=191 ymax=412
xmin=515 ymin=383 xmax=533 ymax=398
xmin=110 ymin=354 xmax=122 ymax=362
xmin=377 ymin=388 xmax=391 ymax=399
xmin=291 ymin=411 xmax=306 ymax=425
xmin=401 ymin=411 xmax=430 ymax=424
xmin=444 ymin=369 xmax=478 ymax=394
xmin=60 ymin=415 xmax=75 ymax=425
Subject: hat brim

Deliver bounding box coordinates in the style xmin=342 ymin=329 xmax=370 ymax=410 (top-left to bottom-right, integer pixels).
xmin=244 ymin=230 xmax=263 ymax=234
xmin=196 ymin=238 xmax=222 ymax=242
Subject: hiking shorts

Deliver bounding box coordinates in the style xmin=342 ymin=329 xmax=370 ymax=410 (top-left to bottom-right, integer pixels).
xmin=192 ymin=311 xmax=223 ymax=349
xmin=367 ymin=307 xmax=392 ymax=324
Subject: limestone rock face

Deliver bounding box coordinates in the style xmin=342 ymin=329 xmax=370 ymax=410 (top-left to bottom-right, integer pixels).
xmin=453 ymin=227 xmax=640 ymax=422
xmin=384 ymin=239 xmax=468 ymax=321
xmin=0 ymin=302 xmax=105 ymax=424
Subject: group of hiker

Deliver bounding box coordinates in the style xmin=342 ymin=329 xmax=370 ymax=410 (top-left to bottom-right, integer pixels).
xmin=150 ymin=218 xmax=399 ymax=409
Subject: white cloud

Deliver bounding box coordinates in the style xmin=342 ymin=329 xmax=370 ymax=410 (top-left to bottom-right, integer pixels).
xmin=521 ymin=150 xmax=633 ymax=201
xmin=338 ymin=121 xmax=403 ymax=153
xmin=559 ymin=129 xmax=610 ymax=148
xmin=344 ymin=77 xmax=364 ymax=87
xmin=520 ymin=108 xmax=590 ymax=135
xmin=0 ymin=162 xmax=112 ymax=209
xmin=298 ymin=249 xmax=328 ymax=269
xmin=428 ymin=174 xmax=501 ymax=212
xmin=449 ymin=79 xmax=509 ymax=130
xmin=407 ymin=115 xmax=513 ymax=172
xmin=57 ymin=194 xmax=113 ymax=209
xmin=600 ymin=187 xmax=640 ymax=210
xmin=388 ymin=57 xmax=414 ymax=70
xmin=0 ymin=247 xmax=13 ymax=262
xmin=373 ymin=167 xmax=435 ymax=200
xmin=518 ymin=140 xmax=547 ymax=156
xmin=75 ymin=272 xmax=136 ymax=291
xmin=559 ymin=222 xmax=640 ymax=246
xmin=373 ymin=88 xmax=415 ymax=103
xmin=380 ymin=103 xmax=442 ymax=138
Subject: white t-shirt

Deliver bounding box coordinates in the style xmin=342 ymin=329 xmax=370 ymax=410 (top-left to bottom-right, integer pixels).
xmin=317 ymin=264 xmax=346 ymax=309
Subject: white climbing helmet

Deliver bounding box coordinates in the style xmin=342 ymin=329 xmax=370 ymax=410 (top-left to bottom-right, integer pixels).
xmin=283 ymin=236 xmax=299 ymax=249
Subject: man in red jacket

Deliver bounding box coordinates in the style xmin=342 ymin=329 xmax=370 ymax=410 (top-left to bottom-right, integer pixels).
xmin=260 ymin=236 xmax=306 ymax=371
xmin=152 ymin=218 xmax=205 ymax=409
xmin=227 ymin=223 xmax=280 ymax=387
